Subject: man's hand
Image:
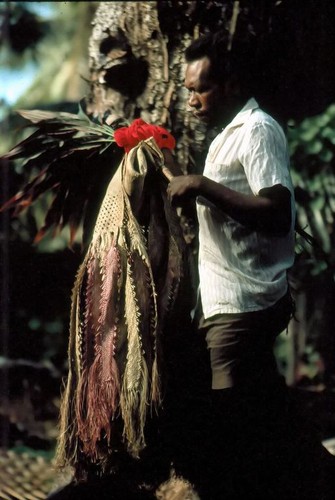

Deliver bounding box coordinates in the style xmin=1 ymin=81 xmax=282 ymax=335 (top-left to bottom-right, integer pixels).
xmin=167 ymin=175 xmax=203 ymax=205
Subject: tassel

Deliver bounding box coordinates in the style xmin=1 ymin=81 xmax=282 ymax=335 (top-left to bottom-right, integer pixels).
xmin=99 ymin=243 xmax=122 ymax=409
xmin=150 ymin=355 xmax=162 ymax=407
xmin=55 ymin=140 xmax=185 ymax=472
xmin=75 ymin=242 xmax=123 ymax=459
xmin=120 ymin=361 xmax=149 ymax=458
xmin=76 ymin=350 xmax=119 ymax=459
xmin=55 ymin=257 xmax=89 ymax=468
xmin=119 ymin=253 xmax=149 ymax=457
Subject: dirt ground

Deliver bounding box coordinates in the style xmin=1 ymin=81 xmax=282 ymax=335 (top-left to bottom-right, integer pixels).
xmin=41 ymin=386 xmax=335 ymax=500
xmin=1 ymin=330 xmax=335 ymax=499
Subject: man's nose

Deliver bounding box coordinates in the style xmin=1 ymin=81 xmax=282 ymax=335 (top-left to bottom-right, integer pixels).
xmin=188 ymin=91 xmax=200 ymax=108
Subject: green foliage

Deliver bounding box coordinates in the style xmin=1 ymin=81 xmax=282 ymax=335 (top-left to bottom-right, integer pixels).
xmin=1 ymin=107 xmax=126 ymax=248
xmin=288 ymin=103 xmax=335 ymax=277
xmin=285 ymin=105 xmax=335 ymax=387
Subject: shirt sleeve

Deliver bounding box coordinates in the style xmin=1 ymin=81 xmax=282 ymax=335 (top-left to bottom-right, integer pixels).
xmin=238 ymin=119 xmax=292 ymax=196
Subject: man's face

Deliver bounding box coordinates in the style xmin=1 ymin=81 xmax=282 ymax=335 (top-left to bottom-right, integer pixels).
xmin=184 ymin=56 xmax=236 ymax=128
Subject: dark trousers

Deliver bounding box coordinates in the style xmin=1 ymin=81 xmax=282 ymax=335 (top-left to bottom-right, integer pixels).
xmin=198 ymin=291 xmax=294 ymax=390
xmin=192 ymin=293 xmax=335 ymax=499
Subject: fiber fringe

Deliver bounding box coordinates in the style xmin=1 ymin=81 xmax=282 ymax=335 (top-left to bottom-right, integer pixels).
xmin=55 ymin=139 xmax=184 ymax=475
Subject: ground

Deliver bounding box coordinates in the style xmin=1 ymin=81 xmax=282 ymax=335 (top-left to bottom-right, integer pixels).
xmin=1 ymin=383 xmax=335 ymax=500
xmin=1 ymin=326 xmax=335 ymax=499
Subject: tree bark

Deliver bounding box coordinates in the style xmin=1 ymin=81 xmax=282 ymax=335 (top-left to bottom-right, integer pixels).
xmin=86 ymin=1 xmax=221 ymax=173
xmin=87 ymin=0 xmax=335 ymax=143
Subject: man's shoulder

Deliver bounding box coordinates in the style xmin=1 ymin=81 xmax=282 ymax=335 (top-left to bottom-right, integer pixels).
xmin=249 ymin=107 xmax=277 ymax=125
xmin=245 ymin=107 xmax=285 ymax=138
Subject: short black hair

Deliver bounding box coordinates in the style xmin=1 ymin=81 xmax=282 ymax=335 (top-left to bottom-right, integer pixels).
xmin=185 ymin=30 xmax=257 ymax=96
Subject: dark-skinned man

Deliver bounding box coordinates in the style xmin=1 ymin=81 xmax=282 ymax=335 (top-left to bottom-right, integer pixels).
xmin=163 ymin=31 xmax=335 ymax=500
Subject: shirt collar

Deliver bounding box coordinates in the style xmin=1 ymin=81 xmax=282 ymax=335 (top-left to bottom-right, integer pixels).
xmin=223 ymin=97 xmax=259 ymax=131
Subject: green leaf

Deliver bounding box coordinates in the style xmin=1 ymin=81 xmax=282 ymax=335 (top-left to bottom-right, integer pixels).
xmin=319 ymin=148 xmax=333 ymax=163
xmin=77 ymin=101 xmax=92 ymax=124
xmin=306 ymin=140 xmax=322 ymax=155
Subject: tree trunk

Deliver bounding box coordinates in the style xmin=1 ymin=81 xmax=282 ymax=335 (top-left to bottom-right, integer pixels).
xmin=86 ymin=0 xmax=335 ymax=145
xmin=86 ymin=1 xmax=256 ymax=173
xmin=87 ymin=1 xmax=199 ymax=174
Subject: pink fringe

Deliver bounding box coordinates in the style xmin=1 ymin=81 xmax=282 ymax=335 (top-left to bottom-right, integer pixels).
xmin=76 ymin=348 xmax=120 ymax=458
xmin=75 ymin=245 xmax=122 ymax=459
xmin=83 ymin=256 xmax=101 ymax=366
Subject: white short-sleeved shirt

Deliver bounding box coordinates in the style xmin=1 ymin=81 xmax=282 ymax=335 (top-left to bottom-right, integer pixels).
xmin=197 ymin=98 xmax=296 ymax=317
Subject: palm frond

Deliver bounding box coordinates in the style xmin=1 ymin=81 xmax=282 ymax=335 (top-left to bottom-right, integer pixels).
xmin=1 ymin=104 xmax=127 ymax=245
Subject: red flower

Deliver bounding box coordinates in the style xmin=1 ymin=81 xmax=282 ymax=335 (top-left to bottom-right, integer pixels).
xmin=114 ymin=118 xmax=175 ymax=153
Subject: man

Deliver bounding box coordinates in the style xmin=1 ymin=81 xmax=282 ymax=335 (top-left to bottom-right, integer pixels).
xmin=165 ymin=31 xmax=299 ymax=499
xmin=169 ymin=34 xmax=295 ymax=394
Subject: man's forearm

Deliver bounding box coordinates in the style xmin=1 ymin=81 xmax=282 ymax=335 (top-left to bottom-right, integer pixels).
xmin=198 ymin=176 xmax=291 ymax=235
